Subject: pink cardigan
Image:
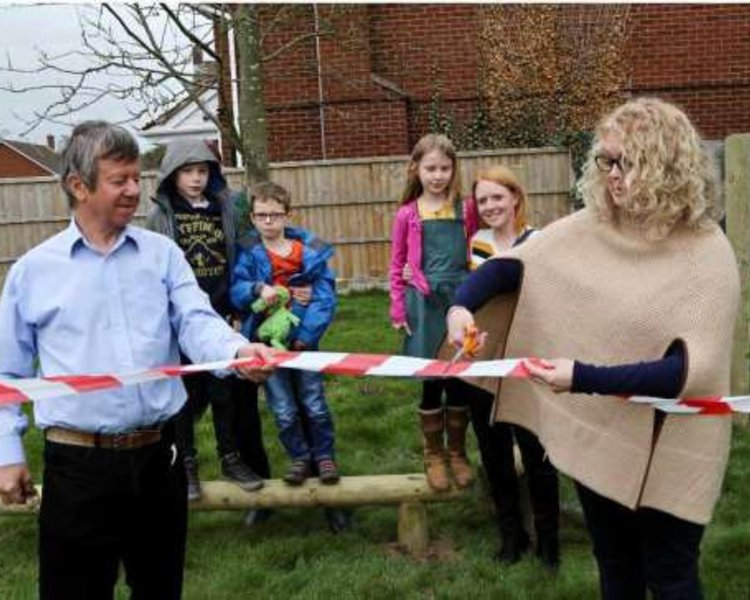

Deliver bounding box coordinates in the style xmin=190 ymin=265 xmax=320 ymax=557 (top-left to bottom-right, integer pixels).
xmin=388 ymin=197 xmax=479 ymax=325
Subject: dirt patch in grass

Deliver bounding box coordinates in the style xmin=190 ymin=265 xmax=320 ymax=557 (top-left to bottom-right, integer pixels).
xmin=384 ymin=537 xmax=460 ymax=562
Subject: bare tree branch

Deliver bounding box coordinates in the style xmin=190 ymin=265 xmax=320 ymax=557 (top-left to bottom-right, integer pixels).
xmin=262 ymin=31 xmax=325 ymax=64
xmin=101 ymin=4 xmax=156 ymax=60
xmin=259 ymin=4 xmax=293 ymax=43
xmin=160 ymin=3 xmax=219 ymax=62
xmin=0 ymin=2 xmax=366 ymax=178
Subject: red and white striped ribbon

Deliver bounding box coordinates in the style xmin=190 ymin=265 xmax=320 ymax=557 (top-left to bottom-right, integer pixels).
xmin=0 ymin=351 xmax=747 ymax=415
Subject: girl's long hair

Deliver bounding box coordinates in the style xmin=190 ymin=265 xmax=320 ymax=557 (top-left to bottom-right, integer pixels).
xmin=472 ymin=165 xmax=529 ymax=234
xmin=399 ymin=133 xmax=462 ymax=205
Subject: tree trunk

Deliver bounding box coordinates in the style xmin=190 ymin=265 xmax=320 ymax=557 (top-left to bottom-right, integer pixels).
xmin=213 ymin=14 xmax=238 ymax=167
xmin=235 ymin=5 xmax=269 ymax=184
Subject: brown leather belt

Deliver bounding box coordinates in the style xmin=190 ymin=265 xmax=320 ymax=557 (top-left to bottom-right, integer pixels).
xmin=45 ymin=426 xmax=162 ymax=450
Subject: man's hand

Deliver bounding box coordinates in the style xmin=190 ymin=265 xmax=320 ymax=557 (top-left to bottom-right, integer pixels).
xmin=289 ymin=285 xmax=312 ymax=306
xmin=524 ymin=358 xmax=574 ymax=393
xmin=235 ymin=344 xmax=276 ymax=383
xmin=0 ymin=464 xmax=36 ymax=506
xmin=260 ymin=285 xmax=279 ymax=306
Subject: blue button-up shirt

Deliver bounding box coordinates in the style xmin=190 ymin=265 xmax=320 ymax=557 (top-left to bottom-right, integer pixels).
xmin=0 ymin=220 xmax=248 ymax=466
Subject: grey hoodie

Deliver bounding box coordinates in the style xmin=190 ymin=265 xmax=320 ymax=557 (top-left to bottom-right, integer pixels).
xmin=146 ymin=138 xmax=240 ymax=268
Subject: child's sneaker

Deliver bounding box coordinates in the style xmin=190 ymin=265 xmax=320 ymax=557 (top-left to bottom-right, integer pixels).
xmin=317 ymin=458 xmax=340 ymax=485
xmin=283 ymin=459 xmax=310 ymax=486
xmin=221 ymin=452 xmax=264 ymax=491
xmin=243 ymin=509 xmax=274 ymax=528
xmin=184 ymin=456 xmax=201 ymax=502
xmin=324 ymin=507 xmax=353 ymax=533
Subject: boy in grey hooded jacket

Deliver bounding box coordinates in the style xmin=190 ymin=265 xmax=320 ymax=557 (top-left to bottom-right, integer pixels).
xmin=147 ymin=138 xmax=266 ymax=500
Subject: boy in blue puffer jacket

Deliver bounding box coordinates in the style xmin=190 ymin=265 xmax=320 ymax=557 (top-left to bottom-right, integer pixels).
xmin=231 ymin=181 xmax=339 ymax=486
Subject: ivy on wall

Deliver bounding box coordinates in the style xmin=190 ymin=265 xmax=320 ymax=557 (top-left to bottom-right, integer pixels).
xmin=424 ymin=5 xmax=631 ymax=205
xmin=478 ymin=4 xmax=631 ymax=149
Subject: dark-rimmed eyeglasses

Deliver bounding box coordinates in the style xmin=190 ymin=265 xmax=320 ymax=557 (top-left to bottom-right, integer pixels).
xmin=252 ymin=212 xmax=287 ymax=222
xmin=595 ymin=154 xmax=631 ymax=174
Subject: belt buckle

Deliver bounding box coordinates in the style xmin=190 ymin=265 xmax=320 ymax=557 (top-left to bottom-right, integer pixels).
xmin=111 ymin=432 xmax=131 ymax=450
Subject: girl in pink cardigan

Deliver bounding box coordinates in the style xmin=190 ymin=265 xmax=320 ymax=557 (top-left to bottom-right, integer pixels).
xmin=388 ymin=133 xmax=478 ymax=491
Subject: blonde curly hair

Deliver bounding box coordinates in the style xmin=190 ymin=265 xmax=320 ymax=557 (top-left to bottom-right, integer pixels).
xmin=577 ymin=97 xmax=719 ymax=240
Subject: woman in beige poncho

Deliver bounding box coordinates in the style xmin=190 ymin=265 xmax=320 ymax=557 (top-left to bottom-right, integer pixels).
xmin=447 ymin=97 xmax=739 ymax=599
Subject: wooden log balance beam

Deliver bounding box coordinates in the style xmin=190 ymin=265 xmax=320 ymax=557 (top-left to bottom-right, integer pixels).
xmin=0 ymin=473 xmax=468 ymax=556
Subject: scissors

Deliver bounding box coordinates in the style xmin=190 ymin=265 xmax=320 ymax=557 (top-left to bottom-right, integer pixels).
xmin=443 ymin=324 xmax=480 ymax=373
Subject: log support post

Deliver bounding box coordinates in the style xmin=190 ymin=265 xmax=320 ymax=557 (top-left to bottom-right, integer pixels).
xmin=397 ymin=501 xmax=429 ymax=556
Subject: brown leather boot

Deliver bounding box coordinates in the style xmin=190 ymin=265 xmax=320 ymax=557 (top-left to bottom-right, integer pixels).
xmin=446 ymin=406 xmax=473 ymax=488
xmin=419 ymin=408 xmax=450 ymax=491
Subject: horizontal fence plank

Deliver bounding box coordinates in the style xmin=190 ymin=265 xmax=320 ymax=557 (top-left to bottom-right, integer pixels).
xmin=0 ymin=148 xmax=572 ymax=292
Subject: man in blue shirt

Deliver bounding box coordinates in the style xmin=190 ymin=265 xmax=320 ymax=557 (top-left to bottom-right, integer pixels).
xmin=0 ymin=121 xmax=273 ymax=599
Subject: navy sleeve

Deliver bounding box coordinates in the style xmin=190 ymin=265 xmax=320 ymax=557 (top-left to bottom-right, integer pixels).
xmin=453 ymin=258 xmax=522 ymax=311
xmin=571 ymin=343 xmax=685 ymax=398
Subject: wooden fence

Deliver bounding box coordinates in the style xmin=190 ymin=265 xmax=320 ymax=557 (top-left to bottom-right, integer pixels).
xmin=2 ymin=140 xmax=750 ymax=397
xmin=0 ymin=147 xmax=573 ymax=291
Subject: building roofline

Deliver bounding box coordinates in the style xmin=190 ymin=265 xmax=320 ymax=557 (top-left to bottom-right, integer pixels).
xmin=0 ymin=140 xmax=60 ymax=175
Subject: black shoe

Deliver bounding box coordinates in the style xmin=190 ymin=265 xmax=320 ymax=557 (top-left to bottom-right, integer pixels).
xmin=317 ymin=458 xmax=340 ymax=485
xmin=496 ymin=529 xmax=530 ymax=565
xmin=536 ymin=531 xmax=560 ymax=572
xmin=221 ymin=452 xmax=264 ymax=491
xmin=243 ymin=509 xmax=274 ymax=527
xmin=184 ymin=457 xmax=201 ymax=502
xmin=283 ymin=459 xmax=310 ymax=486
xmin=325 ymin=508 xmax=353 ymax=534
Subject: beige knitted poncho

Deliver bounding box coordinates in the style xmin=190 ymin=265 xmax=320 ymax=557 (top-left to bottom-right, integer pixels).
xmin=466 ymin=209 xmax=739 ymax=524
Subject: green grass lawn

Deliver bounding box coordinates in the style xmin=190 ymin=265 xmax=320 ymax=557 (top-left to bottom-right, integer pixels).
xmin=1 ymin=291 xmax=748 ymax=598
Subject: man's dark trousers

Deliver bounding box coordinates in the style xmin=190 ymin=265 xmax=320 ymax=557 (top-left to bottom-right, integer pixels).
xmin=39 ymin=424 xmax=187 ymax=600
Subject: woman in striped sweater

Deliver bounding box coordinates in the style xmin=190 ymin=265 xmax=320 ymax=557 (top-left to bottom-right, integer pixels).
xmin=467 ymin=166 xmax=560 ymax=569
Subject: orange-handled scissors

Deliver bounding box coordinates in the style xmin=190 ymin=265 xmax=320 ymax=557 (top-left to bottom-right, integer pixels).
xmin=444 ymin=324 xmax=480 ymax=372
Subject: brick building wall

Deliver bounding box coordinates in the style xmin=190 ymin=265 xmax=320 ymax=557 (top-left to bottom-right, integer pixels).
xmin=258 ymin=4 xmax=480 ymax=161
xmin=0 ymin=145 xmax=50 ymax=178
xmin=259 ymin=5 xmax=407 ymax=161
xmin=233 ymin=4 xmax=749 ymax=163
xmin=368 ymin=4 xmax=480 ymax=148
xmin=626 ymin=4 xmax=750 ymax=139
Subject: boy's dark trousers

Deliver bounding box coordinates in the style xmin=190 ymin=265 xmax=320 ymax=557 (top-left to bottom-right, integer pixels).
xmin=39 ymin=422 xmax=187 ymax=600
xmin=233 ymin=377 xmax=271 ymax=478
xmin=176 ymin=371 xmax=243 ymax=461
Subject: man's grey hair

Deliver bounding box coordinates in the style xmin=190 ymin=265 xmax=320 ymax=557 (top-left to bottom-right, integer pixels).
xmin=60 ymin=121 xmax=140 ymax=208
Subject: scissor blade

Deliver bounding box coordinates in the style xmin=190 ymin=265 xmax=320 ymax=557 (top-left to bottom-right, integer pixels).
xmin=442 ymin=348 xmax=465 ymax=374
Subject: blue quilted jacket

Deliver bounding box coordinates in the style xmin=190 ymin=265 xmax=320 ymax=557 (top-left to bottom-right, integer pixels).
xmin=230 ymin=227 xmax=336 ymax=348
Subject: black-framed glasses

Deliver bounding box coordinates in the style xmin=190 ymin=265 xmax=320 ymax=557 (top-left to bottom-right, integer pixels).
xmin=595 ymin=154 xmax=631 ymax=174
xmin=252 ymin=212 xmax=287 ymax=222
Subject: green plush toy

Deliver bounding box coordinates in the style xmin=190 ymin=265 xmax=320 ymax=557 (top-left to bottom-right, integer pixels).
xmin=250 ymin=285 xmax=301 ymax=350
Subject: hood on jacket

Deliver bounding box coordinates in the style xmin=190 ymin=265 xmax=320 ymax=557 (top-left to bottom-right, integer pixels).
xmin=155 ymin=138 xmax=227 ymax=200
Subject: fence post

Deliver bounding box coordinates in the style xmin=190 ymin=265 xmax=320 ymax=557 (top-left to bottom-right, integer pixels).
xmin=725 ymin=134 xmax=750 ymax=421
